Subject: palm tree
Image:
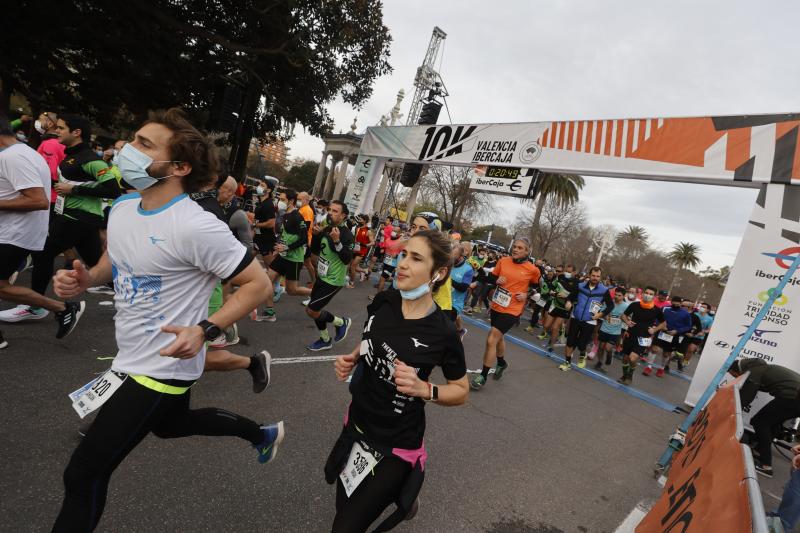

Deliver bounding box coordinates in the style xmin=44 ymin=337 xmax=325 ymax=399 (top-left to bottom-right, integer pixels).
xmin=667 ymin=242 xmax=702 ymax=295
xmin=614 ymin=225 xmax=649 ymax=260
xmin=528 ymin=173 xmax=584 ymax=252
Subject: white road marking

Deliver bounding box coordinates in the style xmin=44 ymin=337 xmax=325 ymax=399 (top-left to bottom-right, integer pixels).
xmin=613 ymin=501 xmax=650 ymax=533
xmin=272 ymin=355 xmax=339 ymax=364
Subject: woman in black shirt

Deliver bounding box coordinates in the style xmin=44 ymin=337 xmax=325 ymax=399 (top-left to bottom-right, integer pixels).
xmin=327 ymin=230 xmax=469 ymax=532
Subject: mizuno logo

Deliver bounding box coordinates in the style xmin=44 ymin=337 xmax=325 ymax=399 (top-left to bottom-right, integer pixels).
xmin=149 ymin=236 xmax=166 ymax=245
xmin=411 ymin=338 xmax=428 ymax=348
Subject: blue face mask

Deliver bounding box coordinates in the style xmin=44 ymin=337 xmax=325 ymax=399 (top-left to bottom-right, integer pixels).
xmin=399 ymin=272 xmax=441 ymax=301
xmin=117 ymin=143 xmax=174 ymax=191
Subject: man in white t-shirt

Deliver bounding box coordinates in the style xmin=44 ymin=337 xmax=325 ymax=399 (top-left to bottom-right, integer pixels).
xmin=50 ymin=108 xmax=284 ymax=531
xmin=0 ymin=114 xmax=85 ymax=347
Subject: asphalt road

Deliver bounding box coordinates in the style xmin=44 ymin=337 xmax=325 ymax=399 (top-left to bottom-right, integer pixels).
xmin=0 ymin=271 xmax=787 ymax=532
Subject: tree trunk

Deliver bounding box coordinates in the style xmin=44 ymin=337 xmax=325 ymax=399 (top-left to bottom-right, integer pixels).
xmin=667 ymin=266 xmax=681 ymax=296
xmin=531 ymin=192 xmax=547 ymax=254
xmin=230 ymin=80 xmax=261 ymax=181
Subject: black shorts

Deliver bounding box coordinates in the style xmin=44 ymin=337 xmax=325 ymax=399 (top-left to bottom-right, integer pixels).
xmin=548 ymin=306 xmax=570 ymax=319
xmin=490 ymin=309 xmax=518 ymax=334
xmin=622 ymin=334 xmax=652 ymax=356
xmin=0 ymin=243 xmax=32 ymax=280
xmin=381 ymin=264 xmax=396 ymax=280
xmin=270 ymin=255 xmax=302 ymax=281
xmin=566 ymin=320 xmax=595 ymax=351
xmin=307 ymin=279 xmax=342 ymax=312
xmin=254 ymin=236 xmax=276 ymax=255
xmin=374 ymin=248 xmax=385 ymax=261
xmin=598 ymin=330 xmax=620 ymax=345
xmin=654 ymin=335 xmax=678 ymax=352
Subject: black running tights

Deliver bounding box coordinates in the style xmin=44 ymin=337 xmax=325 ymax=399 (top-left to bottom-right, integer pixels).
xmin=51 ymin=378 xmax=263 ymax=532
xmin=331 ymin=455 xmax=412 ymax=533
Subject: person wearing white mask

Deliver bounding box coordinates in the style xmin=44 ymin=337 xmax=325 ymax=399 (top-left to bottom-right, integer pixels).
xmin=329 ymin=229 xmax=467 ymax=532
xmin=34 ymin=111 xmax=65 ymax=205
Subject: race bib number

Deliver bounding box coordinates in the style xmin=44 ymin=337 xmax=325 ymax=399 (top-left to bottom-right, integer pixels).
xmin=678 ymin=336 xmax=684 ymax=343
xmin=317 ymin=257 xmax=330 ymax=277
xmin=54 ymin=195 xmax=65 ymax=215
xmin=657 ymin=332 xmax=674 ymax=342
xmin=637 ymin=337 xmax=652 ymax=347
xmin=383 ymin=254 xmax=396 ymax=267
xmin=69 ymin=369 xmax=126 ymax=419
xmin=340 ymin=441 xmax=383 ymax=498
xmin=492 ymin=287 xmax=512 ymax=308
xmin=589 ymin=300 xmax=603 ymax=315
xmin=536 ymin=299 xmax=546 ymax=308
xmin=607 ymin=316 xmax=621 ymax=326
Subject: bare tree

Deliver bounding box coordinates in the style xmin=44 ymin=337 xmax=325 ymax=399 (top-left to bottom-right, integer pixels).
xmin=419 ymin=166 xmax=493 ymax=227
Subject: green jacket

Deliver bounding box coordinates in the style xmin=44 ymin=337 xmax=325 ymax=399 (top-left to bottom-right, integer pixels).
xmin=738 ymin=358 xmax=800 ymax=407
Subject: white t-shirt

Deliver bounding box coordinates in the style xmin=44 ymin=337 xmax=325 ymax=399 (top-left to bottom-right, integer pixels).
xmin=108 ymin=192 xmax=248 ymax=380
xmin=0 ymin=143 xmax=51 ymax=250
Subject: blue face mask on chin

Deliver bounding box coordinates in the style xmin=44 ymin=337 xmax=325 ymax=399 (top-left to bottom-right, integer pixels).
xmin=399 ymin=272 xmax=441 ymax=301
xmin=117 ymin=143 xmax=175 ymax=191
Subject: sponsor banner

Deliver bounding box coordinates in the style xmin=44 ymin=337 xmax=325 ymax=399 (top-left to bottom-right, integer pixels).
xmin=467 ymin=166 xmax=536 ymax=198
xmin=359 ymin=113 xmax=800 ymax=186
xmin=637 ymin=383 xmax=751 ymax=532
xmin=344 ymin=155 xmax=385 ymax=215
xmin=686 ymin=184 xmax=800 ymax=420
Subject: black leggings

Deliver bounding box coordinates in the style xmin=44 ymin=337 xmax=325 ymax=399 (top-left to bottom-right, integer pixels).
xmin=331 ymin=455 xmax=412 ymax=533
xmin=52 ymin=378 xmax=263 ymax=532
xmin=750 ymin=397 xmax=800 ymax=467
xmin=33 ymin=215 xmax=103 ymax=295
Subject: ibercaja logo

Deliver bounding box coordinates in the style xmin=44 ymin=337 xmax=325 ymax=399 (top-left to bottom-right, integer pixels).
xmin=518 ymin=141 xmax=542 ymax=164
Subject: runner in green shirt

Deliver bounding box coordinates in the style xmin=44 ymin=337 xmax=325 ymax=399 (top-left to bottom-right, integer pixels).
xmin=306 ymin=200 xmax=354 ymax=350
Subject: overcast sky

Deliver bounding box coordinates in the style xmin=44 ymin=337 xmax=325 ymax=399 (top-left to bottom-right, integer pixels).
xmin=287 ymin=0 xmax=800 ymax=270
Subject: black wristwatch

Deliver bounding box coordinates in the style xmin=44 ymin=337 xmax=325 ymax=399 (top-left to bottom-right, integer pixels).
xmin=197 ymin=319 xmax=222 ymax=342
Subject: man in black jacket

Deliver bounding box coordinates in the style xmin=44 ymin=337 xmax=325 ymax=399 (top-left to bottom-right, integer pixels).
xmin=729 ymin=358 xmax=800 ymax=477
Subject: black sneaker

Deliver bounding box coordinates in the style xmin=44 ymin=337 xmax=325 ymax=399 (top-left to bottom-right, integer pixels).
xmin=594 ymin=360 xmax=605 ymax=372
xmin=755 ymin=463 xmax=773 ymax=478
xmin=77 ymin=422 xmax=92 ymax=437
xmin=0 ymin=330 xmax=7 ymax=349
xmin=248 ymin=350 xmax=272 ymax=393
xmin=55 ymin=301 xmax=86 ymax=339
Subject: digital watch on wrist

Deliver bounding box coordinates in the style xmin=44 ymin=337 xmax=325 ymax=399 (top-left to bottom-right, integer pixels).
xmin=197 ymin=320 xmax=222 ymax=342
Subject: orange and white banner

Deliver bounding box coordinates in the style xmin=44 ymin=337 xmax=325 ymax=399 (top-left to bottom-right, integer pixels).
xmin=359 ymin=114 xmax=800 ymax=186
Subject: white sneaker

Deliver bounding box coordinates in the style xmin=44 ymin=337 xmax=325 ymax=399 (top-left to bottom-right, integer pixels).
xmin=0 ymin=305 xmax=49 ymax=323
xmin=209 ymin=332 xmax=227 ymax=349
xmin=301 ymin=298 xmax=310 ymax=306
xmin=224 ymin=323 xmax=240 ymax=346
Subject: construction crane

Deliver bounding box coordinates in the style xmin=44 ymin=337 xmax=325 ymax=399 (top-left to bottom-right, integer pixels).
xmin=406 ymin=26 xmax=448 ymax=126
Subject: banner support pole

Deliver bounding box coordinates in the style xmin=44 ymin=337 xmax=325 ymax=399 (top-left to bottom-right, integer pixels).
xmin=655 ymin=253 xmax=800 ymax=476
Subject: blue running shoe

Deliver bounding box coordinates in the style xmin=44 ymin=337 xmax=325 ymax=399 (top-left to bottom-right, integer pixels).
xmin=308 ymin=338 xmax=333 ymax=351
xmin=333 ymin=318 xmax=352 ymax=343
xmin=254 ymin=421 xmax=285 ymax=464
xmin=273 ymin=283 xmax=285 ymax=302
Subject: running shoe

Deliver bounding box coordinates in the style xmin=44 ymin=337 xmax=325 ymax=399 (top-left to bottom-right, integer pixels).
xmin=308 ymin=338 xmax=333 ymax=351
xmin=642 ymin=366 xmax=653 ymax=377
xmin=333 ymin=318 xmax=352 ymax=343
xmin=0 ymin=305 xmax=49 ymax=322
xmin=677 ymin=359 xmax=685 ymax=372
xmin=755 ymin=463 xmax=773 ymax=478
xmin=0 ymin=330 xmax=7 ymax=349
xmin=301 ymin=297 xmax=310 ymax=306
xmin=273 ymin=284 xmax=285 ymax=302
xmin=558 ymin=362 xmax=571 ymax=372
xmin=464 ymin=308 xmax=473 ymax=315
xmin=470 ymin=374 xmax=486 ymax=390
xmin=593 ymin=360 xmax=604 ymax=371
xmin=254 ymin=421 xmax=285 ymax=464
xmin=472 ymin=306 xmax=481 ymax=313
xmin=656 ymin=368 xmax=665 ymax=378
xmin=209 ymin=332 xmax=228 ymax=349
xmin=493 ymin=362 xmax=507 ymax=380
xmin=248 ymin=350 xmax=271 ymax=393
xmin=55 ymin=301 xmax=85 ymax=339
xmin=577 ymin=356 xmax=587 ymax=369
xmin=224 ymin=323 xmax=240 ymax=346
xmin=537 ymin=332 xmax=549 ymax=341
xmin=459 ymin=328 xmax=468 ymax=341
xmin=256 ymin=309 xmax=277 ymax=322
xmin=605 ymin=354 xmax=613 ymax=366
xmin=524 ymin=325 xmax=536 ymax=334
xmin=367 ymin=294 xmax=374 ymax=301
xmin=617 ymin=376 xmax=632 ymax=386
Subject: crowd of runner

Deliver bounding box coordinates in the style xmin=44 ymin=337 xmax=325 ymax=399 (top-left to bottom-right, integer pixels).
xmin=0 ymin=109 xmax=716 ymax=532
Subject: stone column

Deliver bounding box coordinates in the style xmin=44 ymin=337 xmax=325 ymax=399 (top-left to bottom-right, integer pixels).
xmin=332 ymin=154 xmax=351 ymax=201
xmin=312 ymin=150 xmax=330 ymax=197
xmin=322 ymin=154 xmax=341 ymax=199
